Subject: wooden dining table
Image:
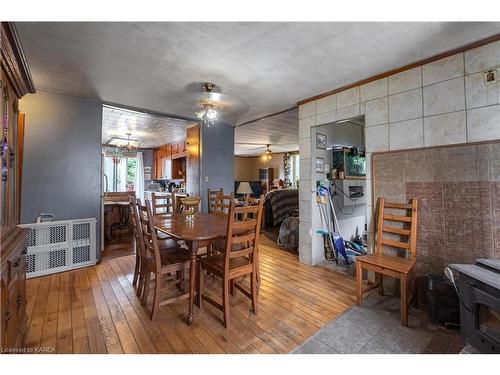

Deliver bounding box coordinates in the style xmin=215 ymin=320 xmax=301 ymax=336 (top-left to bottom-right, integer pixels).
xmin=154 ymin=212 xmax=228 ymax=325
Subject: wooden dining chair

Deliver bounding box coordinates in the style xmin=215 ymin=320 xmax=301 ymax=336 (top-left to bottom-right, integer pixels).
xmin=129 ymin=196 xmax=143 ymax=289
xmin=151 ymin=192 xmax=175 ymax=216
xmin=198 ymin=198 xmax=264 ymax=328
xmin=208 ymin=188 xmax=223 ymax=213
xmin=137 ymin=200 xmax=191 ymax=319
xmin=212 ymin=192 xmax=233 ymax=216
xmin=355 ymin=197 xmax=418 ymax=326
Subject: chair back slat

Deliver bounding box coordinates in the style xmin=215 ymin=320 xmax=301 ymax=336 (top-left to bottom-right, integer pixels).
xmin=212 ymin=192 xmax=233 ymax=215
xmin=229 ymin=246 xmax=254 ymax=259
xmin=376 ymin=197 xmax=418 ymax=260
xmin=231 ymin=232 xmax=256 ymax=244
xmin=151 ymin=192 xmax=174 ymax=215
xmin=222 ymin=195 xmax=264 ymax=272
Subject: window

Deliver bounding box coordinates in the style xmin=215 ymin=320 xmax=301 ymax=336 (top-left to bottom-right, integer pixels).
xmin=103 ymin=154 xmax=136 ymax=192
xmin=291 ymin=153 xmax=300 ymax=187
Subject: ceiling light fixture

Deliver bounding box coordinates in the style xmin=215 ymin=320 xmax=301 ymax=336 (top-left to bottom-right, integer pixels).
xmin=119 ymin=132 xmax=139 ymax=153
xmin=195 ymin=83 xmax=218 ymax=127
xmin=264 ymin=144 xmax=273 ymax=161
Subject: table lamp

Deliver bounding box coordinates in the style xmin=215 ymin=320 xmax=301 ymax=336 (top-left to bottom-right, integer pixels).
xmin=236 ymin=181 xmax=253 ymax=196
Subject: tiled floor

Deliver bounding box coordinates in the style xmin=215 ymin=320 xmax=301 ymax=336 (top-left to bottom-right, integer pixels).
xmin=292 ymin=292 xmax=463 ymax=354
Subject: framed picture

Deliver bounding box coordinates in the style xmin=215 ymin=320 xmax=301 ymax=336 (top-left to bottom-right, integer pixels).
xmin=315 ymin=157 xmax=325 ymax=173
xmin=316 ymin=133 xmax=327 ymax=150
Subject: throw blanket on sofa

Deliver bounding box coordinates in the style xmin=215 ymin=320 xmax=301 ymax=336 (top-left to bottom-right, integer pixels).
xmin=264 ymin=189 xmax=299 ymax=226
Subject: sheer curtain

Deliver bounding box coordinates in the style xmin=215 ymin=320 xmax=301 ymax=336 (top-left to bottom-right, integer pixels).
xmin=134 ymin=152 xmax=145 ymax=201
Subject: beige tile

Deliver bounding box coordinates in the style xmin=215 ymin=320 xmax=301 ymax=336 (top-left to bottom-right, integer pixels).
xmin=389 ymin=88 xmax=422 ymax=123
xmin=373 ymin=152 xmax=405 ymax=182
xmin=389 ymin=118 xmax=424 ymax=150
xmin=423 ymin=53 xmax=464 ymax=86
xmin=365 ymin=96 xmax=388 ymax=127
xmin=404 ymin=149 xmax=442 ymax=182
xmin=299 ymin=101 xmax=316 ymax=119
xmin=441 ymin=145 xmax=478 ymax=182
xmin=388 ymin=67 xmax=422 ymax=95
xmin=299 ymin=117 xmax=313 ymax=139
xmin=365 ymin=124 xmax=389 ymax=153
xmin=465 ymin=71 xmax=500 ymax=109
xmin=336 ymin=87 xmax=359 ymax=109
xmin=299 ymin=138 xmax=311 ymax=159
xmin=360 ymin=78 xmax=388 ymax=102
xmin=316 ymin=110 xmax=335 ymax=126
xmin=423 ymin=77 xmax=465 ymax=116
xmin=467 ymin=104 xmax=500 ymax=142
xmin=336 ymin=104 xmax=360 ymax=121
xmin=316 ymin=95 xmax=335 ymax=115
xmin=300 ymin=157 xmax=312 ymax=179
xmin=465 ymin=39 xmax=500 ymax=74
xmin=373 ymin=181 xmax=405 ymax=204
xmin=423 ymin=110 xmax=466 ymax=147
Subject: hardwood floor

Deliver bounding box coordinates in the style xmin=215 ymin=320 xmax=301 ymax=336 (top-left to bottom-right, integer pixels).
xmin=24 ymin=238 xmax=356 ymax=354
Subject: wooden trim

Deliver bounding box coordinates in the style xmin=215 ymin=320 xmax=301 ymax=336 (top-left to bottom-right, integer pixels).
xmin=16 ymin=112 xmax=25 ymax=223
xmin=298 ymin=33 xmax=500 ymax=106
xmin=0 ymin=22 xmax=36 ymax=98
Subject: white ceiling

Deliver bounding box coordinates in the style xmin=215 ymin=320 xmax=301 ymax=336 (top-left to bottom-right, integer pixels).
xmin=234 ymin=108 xmax=298 ymax=155
xmin=16 ymin=22 xmax=500 ymax=127
xmin=102 ymin=105 xmax=197 ymax=148
xmin=16 ymin=22 xmax=500 ymax=155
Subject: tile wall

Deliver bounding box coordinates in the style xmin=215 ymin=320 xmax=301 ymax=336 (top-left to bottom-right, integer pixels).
xmin=373 ymin=142 xmax=500 ymax=277
xmin=299 ymin=39 xmax=500 ymax=265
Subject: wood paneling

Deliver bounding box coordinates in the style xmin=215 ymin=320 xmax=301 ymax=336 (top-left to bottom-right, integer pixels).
xmin=24 ymin=236 xmax=356 ymax=353
xmin=186 ymin=125 xmax=200 ymax=196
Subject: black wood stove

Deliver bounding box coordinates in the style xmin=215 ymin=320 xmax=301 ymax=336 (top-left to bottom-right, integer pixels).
xmin=450 ymin=259 xmax=500 ymax=353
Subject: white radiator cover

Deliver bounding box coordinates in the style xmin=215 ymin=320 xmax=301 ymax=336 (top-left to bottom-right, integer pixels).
xmin=19 ymin=218 xmax=97 ymax=278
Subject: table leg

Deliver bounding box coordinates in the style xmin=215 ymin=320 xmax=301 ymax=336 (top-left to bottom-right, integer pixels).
xmin=187 ymin=240 xmax=198 ymax=326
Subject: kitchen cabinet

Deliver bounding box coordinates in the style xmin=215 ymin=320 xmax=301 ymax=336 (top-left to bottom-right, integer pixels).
xmin=186 ymin=125 xmax=200 ymax=196
xmin=0 ymin=22 xmax=35 ymax=351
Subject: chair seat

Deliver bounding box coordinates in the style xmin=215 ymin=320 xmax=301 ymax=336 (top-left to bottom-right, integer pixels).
xmin=156 ymin=247 xmax=190 ymax=268
xmin=356 ymin=253 xmax=415 ymax=274
xmin=200 ymin=254 xmax=251 ymax=274
xmin=211 ymin=238 xmax=247 ymax=252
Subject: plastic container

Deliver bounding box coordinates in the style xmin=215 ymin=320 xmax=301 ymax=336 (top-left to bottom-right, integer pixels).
xmin=425 ymin=274 xmax=461 ymax=325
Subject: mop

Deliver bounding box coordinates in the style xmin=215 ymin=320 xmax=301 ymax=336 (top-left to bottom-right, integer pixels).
xmin=316 ymin=184 xmax=350 ymax=264
xmin=316 ymin=185 xmax=338 ymax=263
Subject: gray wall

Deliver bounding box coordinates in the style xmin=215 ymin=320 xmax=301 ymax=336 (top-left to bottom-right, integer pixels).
xmin=20 ymin=90 xmax=103 ymax=254
xmin=200 ymin=122 xmax=235 ymax=212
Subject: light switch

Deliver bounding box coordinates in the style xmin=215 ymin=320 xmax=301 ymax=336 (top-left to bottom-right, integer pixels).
xmin=204 ymin=176 xmax=209 ymax=183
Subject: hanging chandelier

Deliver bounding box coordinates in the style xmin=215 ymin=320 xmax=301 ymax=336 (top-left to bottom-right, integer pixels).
xmin=264 ymin=144 xmax=273 ymax=161
xmin=196 ymin=103 xmax=218 ymax=127
xmin=119 ymin=132 xmax=139 ymax=153
xmin=195 ymin=83 xmax=219 ymax=127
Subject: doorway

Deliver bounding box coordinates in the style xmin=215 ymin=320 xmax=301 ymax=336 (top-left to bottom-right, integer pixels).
xmin=310 ymin=116 xmax=367 ymax=270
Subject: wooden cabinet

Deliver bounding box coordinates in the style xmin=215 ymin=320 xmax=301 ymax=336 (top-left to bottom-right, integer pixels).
xmin=1 ymin=229 xmax=28 ymax=351
xmin=152 ymin=137 xmax=191 ymax=180
xmin=0 ymin=22 xmax=35 ymax=351
xmin=186 ymin=125 xmax=200 ymax=196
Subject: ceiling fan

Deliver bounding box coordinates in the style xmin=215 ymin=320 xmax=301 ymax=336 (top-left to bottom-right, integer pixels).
xmin=235 ymin=142 xmax=274 ymax=160
xmin=187 ymin=82 xmax=248 ymax=127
